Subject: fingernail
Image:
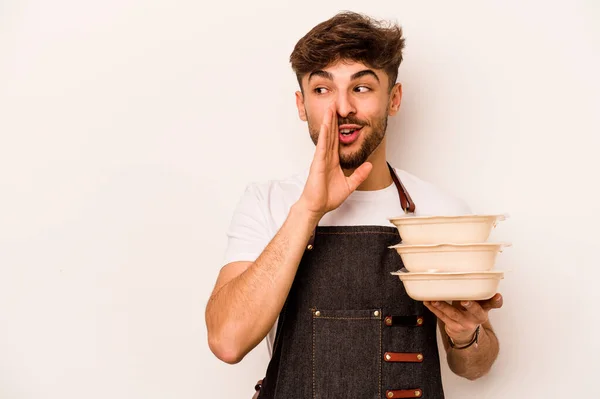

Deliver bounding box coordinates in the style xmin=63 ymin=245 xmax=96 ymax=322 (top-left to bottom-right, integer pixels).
xmin=496 ymin=295 xmax=502 ymax=301
xmin=462 ymin=301 xmax=471 ymax=307
xmin=432 ymin=301 xmax=439 ymax=307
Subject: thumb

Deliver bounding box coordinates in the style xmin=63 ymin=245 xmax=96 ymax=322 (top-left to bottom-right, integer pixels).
xmin=346 ymin=162 xmax=373 ymax=192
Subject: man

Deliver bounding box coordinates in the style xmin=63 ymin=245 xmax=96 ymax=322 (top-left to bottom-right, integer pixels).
xmin=206 ymin=11 xmax=503 ymax=399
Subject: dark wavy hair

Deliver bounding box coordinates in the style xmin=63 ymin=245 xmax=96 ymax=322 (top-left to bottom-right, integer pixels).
xmin=290 ymin=11 xmax=406 ymax=91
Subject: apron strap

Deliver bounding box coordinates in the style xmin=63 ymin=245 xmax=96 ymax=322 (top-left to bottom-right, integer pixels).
xmin=387 ymin=162 xmax=415 ymax=214
xmin=305 ymin=162 xmax=415 ymax=251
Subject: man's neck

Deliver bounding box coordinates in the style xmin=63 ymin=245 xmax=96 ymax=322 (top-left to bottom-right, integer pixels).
xmin=343 ymin=144 xmax=393 ymax=191
xmin=356 ymin=158 xmax=393 ymax=191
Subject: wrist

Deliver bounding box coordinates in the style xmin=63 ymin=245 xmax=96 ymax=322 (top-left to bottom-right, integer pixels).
xmin=293 ymin=198 xmax=325 ymax=225
xmin=447 ymin=325 xmax=481 ymax=349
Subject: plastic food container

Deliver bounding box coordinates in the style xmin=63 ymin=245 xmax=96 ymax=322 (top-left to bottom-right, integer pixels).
xmin=390 ymin=269 xmax=505 ymax=301
xmin=388 ymin=214 xmax=508 ymax=245
xmin=388 ymin=242 xmax=510 ymax=273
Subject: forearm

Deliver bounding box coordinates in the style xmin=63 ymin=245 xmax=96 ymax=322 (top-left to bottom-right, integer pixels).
xmin=206 ymin=200 xmax=320 ymax=363
xmin=441 ymin=320 xmax=499 ymax=380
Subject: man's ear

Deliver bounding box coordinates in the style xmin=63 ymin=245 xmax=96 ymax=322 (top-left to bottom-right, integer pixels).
xmin=295 ymin=91 xmax=307 ymax=121
xmin=388 ymin=83 xmax=403 ymax=116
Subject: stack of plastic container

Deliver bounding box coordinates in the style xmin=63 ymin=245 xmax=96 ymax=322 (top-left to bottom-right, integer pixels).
xmin=388 ymin=214 xmax=510 ymax=301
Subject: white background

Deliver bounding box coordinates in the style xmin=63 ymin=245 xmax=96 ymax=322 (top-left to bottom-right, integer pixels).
xmin=1 ymin=1 xmax=599 ymax=398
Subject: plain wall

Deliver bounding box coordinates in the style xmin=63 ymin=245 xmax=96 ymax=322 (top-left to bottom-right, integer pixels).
xmin=1 ymin=0 xmax=599 ymax=398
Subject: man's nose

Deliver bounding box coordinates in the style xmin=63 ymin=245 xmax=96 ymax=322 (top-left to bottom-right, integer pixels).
xmin=335 ymin=93 xmax=356 ymax=118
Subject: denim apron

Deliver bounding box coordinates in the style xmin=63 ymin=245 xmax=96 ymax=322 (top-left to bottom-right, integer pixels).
xmin=257 ymin=164 xmax=445 ymax=399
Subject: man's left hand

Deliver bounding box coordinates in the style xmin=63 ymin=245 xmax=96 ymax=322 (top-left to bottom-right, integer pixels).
xmin=424 ymin=293 xmax=503 ymax=344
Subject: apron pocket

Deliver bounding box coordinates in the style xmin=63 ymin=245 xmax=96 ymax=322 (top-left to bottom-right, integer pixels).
xmin=312 ymin=308 xmax=381 ymax=399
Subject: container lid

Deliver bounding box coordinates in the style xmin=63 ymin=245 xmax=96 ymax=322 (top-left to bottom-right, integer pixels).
xmin=388 ymin=242 xmax=512 ymax=251
xmin=391 ymin=269 xmax=505 ymax=281
xmin=388 ymin=213 xmax=509 ymax=225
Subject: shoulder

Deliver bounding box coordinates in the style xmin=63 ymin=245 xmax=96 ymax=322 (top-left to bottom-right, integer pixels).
xmin=223 ymin=170 xmax=308 ymax=265
xmin=394 ymin=168 xmax=472 ymax=215
xmin=232 ymin=169 xmax=308 ymax=229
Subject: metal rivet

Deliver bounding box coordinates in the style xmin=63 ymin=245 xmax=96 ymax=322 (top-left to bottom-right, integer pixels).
xmin=307 ymin=244 xmax=313 ymax=250
xmin=387 ymin=392 xmax=394 ymax=398
xmin=415 ymin=391 xmax=421 ymax=397
xmin=385 ymin=353 xmax=391 ymax=361
xmin=417 ymin=317 xmax=423 ymax=325
xmin=314 ymin=310 xmax=321 ymax=317
xmin=373 ymin=310 xmax=380 ymax=317
xmin=385 ymin=317 xmax=392 ymax=326
xmin=417 ymin=354 xmax=423 ymax=361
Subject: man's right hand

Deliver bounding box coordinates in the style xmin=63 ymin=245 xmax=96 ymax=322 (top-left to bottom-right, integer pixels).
xmin=297 ymin=102 xmax=373 ymax=221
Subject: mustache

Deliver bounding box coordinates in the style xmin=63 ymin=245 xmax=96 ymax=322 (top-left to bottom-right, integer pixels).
xmin=337 ymin=116 xmax=369 ymax=127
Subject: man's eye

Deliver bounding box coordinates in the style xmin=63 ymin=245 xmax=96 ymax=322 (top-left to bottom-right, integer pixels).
xmin=314 ymin=87 xmax=328 ymax=94
xmin=355 ymin=86 xmax=370 ymax=93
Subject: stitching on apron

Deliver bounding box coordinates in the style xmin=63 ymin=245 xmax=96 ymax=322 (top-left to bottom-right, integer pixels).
xmin=379 ymin=309 xmax=382 ymax=398
xmin=317 ymin=231 xmax=399 ymax=236
xmin=314 ymin=316 xmax=375 ymax=320
xmin=312 ymin=315 xmax=315 ymax=399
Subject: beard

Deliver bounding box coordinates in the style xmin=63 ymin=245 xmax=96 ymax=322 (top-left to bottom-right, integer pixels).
xmin=307 ymin=109 xmax=388 ymax=169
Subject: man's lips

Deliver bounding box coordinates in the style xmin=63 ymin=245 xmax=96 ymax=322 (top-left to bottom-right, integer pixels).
xmin=338 ymin=126 xmax=363 ymax=145
xmin=338 ymin=124 xmax=362 ymax=131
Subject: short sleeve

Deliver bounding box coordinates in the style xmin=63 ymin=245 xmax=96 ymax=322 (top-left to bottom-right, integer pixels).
xmin=222 ymin=184 xmax=272 ymax=265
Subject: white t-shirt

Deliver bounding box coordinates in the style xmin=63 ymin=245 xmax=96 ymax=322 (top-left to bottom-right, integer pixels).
xmin=223 ymin=166 xmax=472 ymax=356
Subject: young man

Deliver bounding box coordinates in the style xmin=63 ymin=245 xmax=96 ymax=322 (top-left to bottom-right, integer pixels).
xmin=206 ymin=11 xmax=503 ymax=399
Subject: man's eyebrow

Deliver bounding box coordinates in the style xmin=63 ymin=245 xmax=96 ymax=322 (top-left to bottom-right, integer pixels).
xmin=351 ymin=69 xmax=380 ymax=82
xmin=308 ymin=70 xmax=333 ymax=82
xmin=307 ymin=69 xmax=380 ymax=84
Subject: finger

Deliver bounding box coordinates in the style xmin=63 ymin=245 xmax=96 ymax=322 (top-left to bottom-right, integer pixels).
xmin=460 ymin=301 xmax=488 ymax=324
xmin=431 ymin=301 xmax=469 ymax=325
xmin=432 ymin=301 xmax=480 ymax=333
xmin=346 ymin=162 xmax=373 ymax=191
xmin=331 ymin=103 xmax=339 ymax=154
xmin=315 ymin=106 xmax=332 ymax=161
xmin=326 ymin=102 xmax=335 ymax=155
xmin=424 ymin=302 xmax=463 ymax=332
xmin=480 ymin=293 xmax=503 ymax=311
